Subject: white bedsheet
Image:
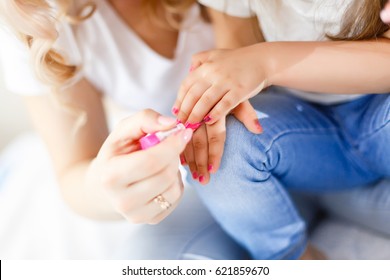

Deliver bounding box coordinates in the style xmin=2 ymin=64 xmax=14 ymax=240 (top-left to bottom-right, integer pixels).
xmin=0 ymin=133 xmax=138 ymax=259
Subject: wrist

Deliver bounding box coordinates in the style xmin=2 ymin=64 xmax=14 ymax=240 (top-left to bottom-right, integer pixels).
xmin=249 ymin=42 xmax=278 ymax=88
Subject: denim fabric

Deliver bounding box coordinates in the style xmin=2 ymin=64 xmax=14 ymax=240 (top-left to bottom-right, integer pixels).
xmin=192 ymin=88 xmax=390 ymax=259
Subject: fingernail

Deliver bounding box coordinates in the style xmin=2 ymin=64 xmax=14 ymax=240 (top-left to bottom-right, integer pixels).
xmin=158 ymin=116 xmax=177 ymax=126
xmin=203 ymin=115 xmax=212 ymax=123
xmin=192 ymin=172 xmax=199 ymax=179
xmin=185 ymin=121 xmax=202 ymax=131
xmin=381 ymin=9 xmax=390 ymax=22
xmin=207 ymin=164 xmax=213 ymax=172
xmin=172 ymin=107 xmax=179 ymax=115
xmin=180 ymin=155 xmax=186 ymax=165
xmin=182 ymin=129 xmax=193 ymax=143
xmin=189 ymin=65 xmax=194 ymax=72
xmin=254 ymin=119 xmax=263 ymax=133
xmin=199 ymin=175 xmax=205 ymax=183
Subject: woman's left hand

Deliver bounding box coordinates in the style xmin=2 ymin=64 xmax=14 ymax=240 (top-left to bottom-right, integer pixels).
xmin=173 ymin=46 xmax=268 ymax=126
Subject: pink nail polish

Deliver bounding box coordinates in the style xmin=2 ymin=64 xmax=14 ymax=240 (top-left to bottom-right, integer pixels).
xmin=185 ymin=121 xmax=203 ymax=131
xmin=192 ymin=172 xmax=199 ymax=179
xmin=254 ymin=119 xmax=263 ymax=133
xmin=189 ymin=66 xmax=194 ymax=72
xmin=199 ymin=175 xmax=205 ymax=183
xmin=180 ymin=155 xmax=186 ymax=165
xmin=172 ymin=107 xmax=179 ymax=115
xmin=207 ymin=164 xmax=213 ymax=172
xmin=140 ymin=123 xmax=185 ymax=150
xmin=203 ymin=115 xmax=212 ymax=123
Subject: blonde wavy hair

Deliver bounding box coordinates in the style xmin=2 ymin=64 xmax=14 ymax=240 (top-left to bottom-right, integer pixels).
xmin=0 ymin=0 xmax=199 ymax=89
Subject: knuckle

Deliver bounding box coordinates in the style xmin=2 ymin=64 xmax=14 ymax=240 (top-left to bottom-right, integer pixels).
xmin=208 ymin=135 xmax=224 ymax=145
xmin=220 ymin=97 xmax=234 ymax=110
xmin=193 ymin=139 xmax=207 ymax=150
xmin=100 ymin=170 xmax=118 ymax=189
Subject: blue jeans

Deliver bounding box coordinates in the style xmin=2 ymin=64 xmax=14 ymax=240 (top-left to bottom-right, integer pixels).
xmin=192 ymin=88 xmax=390 ymax=259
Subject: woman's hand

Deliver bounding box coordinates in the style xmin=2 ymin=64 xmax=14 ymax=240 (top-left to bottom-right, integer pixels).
xmin=87 ymin=109 xmax=193 ymax=224
xmin=173 ymin=46 xmax=268 ymax=126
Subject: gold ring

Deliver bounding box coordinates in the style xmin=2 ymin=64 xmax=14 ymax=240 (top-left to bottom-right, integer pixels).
xmin=154 ymin=194 xmax=171 ymax=210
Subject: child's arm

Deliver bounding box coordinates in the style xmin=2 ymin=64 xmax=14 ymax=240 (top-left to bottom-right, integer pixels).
xmin=175 ymin=37 xmax=390 ymax=125
xmin=24 ymin=79 xmax=192 ymax=223
xmin=180 ymin=8 xmax=263 ymax=185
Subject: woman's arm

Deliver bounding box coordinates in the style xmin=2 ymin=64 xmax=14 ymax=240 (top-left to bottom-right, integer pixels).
xmin=206 ymin=7 xmax=263 ymax=49
xmin=24 ymin=79 xmax=192 ymax=222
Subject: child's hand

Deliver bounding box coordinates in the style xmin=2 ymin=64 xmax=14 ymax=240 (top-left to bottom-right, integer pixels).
xmin=87 ymin=110 xmax=193 ymax=224
xmin=173 ymin=46 xmax=267 ymax=126
xmin=182 ymin=118 xmax=226 ymax=185
xmin=182 ymin=102 xmax=262 ymax=186
xmin=381 ymin=1 xmax=390 ymax=23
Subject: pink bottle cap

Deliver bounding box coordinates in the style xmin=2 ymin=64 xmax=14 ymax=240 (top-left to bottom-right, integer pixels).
xmin=140 ymin=134 xmax=160 ymax=150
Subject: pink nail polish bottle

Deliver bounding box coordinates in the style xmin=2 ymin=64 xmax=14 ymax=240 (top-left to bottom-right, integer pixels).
xmin=140 ymin=123 xmax=186 ymax=150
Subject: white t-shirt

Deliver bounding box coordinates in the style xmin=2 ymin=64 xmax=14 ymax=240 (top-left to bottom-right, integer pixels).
xmin=199 ymin=0 xmax=364 ymax=104
xmin=0 ymin=0 xmax=214 ymax=116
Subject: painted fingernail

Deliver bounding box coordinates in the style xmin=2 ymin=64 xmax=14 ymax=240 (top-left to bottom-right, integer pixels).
xmin=189 ymin=65 xmax=195 ymax=72
xmin=185 ymin=121 xmax=202 ymax=131
xmin=182 ymin=129 xmax=193 ymax=143
xmin=199 ymin=175 xmax=205 ymax=183
xmin=157 ymin=116 xmax=176 ymax=126
xmin=180 ymin=155 xmax=186 ymax=165
xmin=203 ymin=115 xmax=212 ymax=123
xmin=192 ymin=172 xmax=199 ymax=179
xmin=254 ymin=119 xmax=263 ymax=133
xmin=172 ymin=107 xmax=179 ymax=115
xmin=207 ymin=164 xmax=213 ymax=172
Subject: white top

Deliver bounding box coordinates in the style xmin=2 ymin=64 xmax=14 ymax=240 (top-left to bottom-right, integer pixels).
xmin=199 ymin=0 xmax=364 ymax=104
xmin=0 ymin=0 xmax=214 ymax=116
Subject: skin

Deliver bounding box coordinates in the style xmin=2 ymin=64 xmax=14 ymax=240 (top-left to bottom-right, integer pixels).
xmin=174 ymin=7 xmax=390 ymax=183
xmin=22 ymin=0 xmax=193 ymax=223
xmin=381 ymin=1 xmax=390 ymax=23
xmin=178 ymin=13 xmax=263 ymax=185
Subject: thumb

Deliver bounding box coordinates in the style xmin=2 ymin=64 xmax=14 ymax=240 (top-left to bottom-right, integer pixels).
xmin=232 ymin=101 xmax=263 ymax=134
xmin=100 ymin=109 xmax=177 ymax=158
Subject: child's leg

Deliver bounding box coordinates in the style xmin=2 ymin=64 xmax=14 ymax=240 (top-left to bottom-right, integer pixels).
xmin=318 ymin=94 xmax=390 ymax=236
xmin=193 ymin=89 xmax=381 ymax=259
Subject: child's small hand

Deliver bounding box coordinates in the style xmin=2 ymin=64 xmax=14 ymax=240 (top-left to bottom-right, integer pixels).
xmin=173 ymin=46 xmax=267 ymax=126
xmin=381 ymin=1 xmax=390 ymax=23
xmin=183 ymin=118 xmax=226 ymax=185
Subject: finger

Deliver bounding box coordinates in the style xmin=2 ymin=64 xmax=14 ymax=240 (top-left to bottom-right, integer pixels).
xmin=207 ymin=118 xmax=226 ymax=174
xmin=148 ymin=181 xmax=184 ymax=225
xmin=176 ymin=80 xmax=211 ymax=123
xmin=206 ymin=92 xmax=240 ymax=124
xmin=103 ymin=129 xmax=193 ymax=186
xmin=192 ymin=125 xmax=210 ymax=185
xmin=232 ymin=101 xmax=263 ymax=134
xmin=110 ymin=161 xmax=179 ymax=214
xmin=183 ymin=140 xmax=198 ymax=180
xmin=127 ymin=180 xmax=183 ymax=224
xmin=100 ymin=109 xmax=177 ymax=158
xmin=172 ymin=50 xmax=213 ymax=116
xmin=186 ymin=84 xmax=228 ymax=125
